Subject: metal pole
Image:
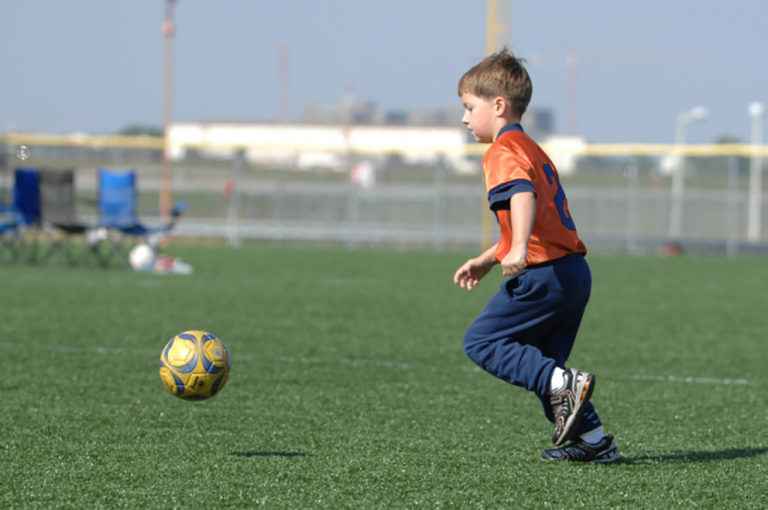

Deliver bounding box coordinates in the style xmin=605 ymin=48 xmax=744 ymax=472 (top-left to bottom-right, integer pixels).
xmin=1 ymin=136 xmax=10 ymax=202
xmin=668 ymin=113 xmax=687 ymax=239
xmin=726 ymin=155 xmax=739 ymax=258
xmin=486 ymin=0 xmax=497 ymax=56
xmin=566 ymin=54 xmax=579 ymax=136
xmin=669 ymin=106 xmax=707 ymax=239
xmin=160 ymin=0 xmax=176 ymax=219
xmin=226 ymin=149 xmax=244 ymax=247
xmin=434 ymin=155 xmax=446 ymax=251
xmin=624 ymin=164 xmax=638 ymax=253
xmin=481 ymin=0 xmax=510 ymax=248
xmin=747 ymin=102 xmax=764 ymax=242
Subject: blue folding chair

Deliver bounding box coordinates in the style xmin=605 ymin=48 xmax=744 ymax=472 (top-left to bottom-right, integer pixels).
xmin=0 ymin=168 xmax=42 ymax=263
xmin=98 ymin=168 xmax=186 ymax=267
xmin=37 ymin=168 xmax=112 ymax=266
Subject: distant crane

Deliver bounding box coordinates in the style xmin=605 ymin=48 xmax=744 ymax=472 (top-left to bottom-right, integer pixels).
xmin=529 ymin=52 xmax=699 ymax=136
xmin=278 ymin=44 xmax=291 ymax=123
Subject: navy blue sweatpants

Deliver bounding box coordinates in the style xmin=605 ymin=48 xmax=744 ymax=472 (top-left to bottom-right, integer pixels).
xmin=462 ymin=253 xmax=601 ymax=437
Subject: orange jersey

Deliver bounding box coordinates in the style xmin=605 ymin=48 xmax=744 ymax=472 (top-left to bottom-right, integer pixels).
xmin=482 ymin=124 xmax=586 ymax=265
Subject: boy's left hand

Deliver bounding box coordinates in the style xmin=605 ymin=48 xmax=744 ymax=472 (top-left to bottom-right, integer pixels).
xmin=501 ymin=247 xmax=527 ymax=277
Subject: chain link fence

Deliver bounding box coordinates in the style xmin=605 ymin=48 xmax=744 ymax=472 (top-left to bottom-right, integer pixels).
xmin=2 ymin=134 xmax=766 ymax=257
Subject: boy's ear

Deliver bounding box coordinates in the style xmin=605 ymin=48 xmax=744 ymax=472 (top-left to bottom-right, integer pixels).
xmin=493 ymin=96 xmax=510 ymax=117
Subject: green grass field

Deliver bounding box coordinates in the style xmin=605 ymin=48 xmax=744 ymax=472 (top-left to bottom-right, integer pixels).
xmin=1 ymin=244 xmax=766 ymax=508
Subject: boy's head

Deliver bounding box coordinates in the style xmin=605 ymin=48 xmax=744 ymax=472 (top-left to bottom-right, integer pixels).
xmin=458 ymin=48 xmax=532 ymax=119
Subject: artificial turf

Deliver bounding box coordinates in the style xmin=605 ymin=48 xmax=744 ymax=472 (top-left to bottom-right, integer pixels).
xmin=1 ymin=244 xmax=766 ymax=508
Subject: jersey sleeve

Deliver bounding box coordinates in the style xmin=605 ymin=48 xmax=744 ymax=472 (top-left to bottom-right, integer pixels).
xmin=484 ymin=145 xmax=537 ymax=210
xmin=488 ymin=180 xmax=536 ymax=211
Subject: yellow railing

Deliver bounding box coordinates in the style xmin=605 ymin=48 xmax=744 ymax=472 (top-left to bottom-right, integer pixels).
xmin=4 ymin=132 xmax=767 ymax=157
xmin=4 ymin=132 xmax=165 ymax=150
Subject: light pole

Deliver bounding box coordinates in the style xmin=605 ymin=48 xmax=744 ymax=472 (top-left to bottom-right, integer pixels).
xmin=480 ymin=0 xmax=510 ymax=249
xmin=160 ymin=0 xmax=176 ymax=219
xmin=668 ymin=106 xmax=708 ymax=238
xmin=747 ymin=102 xmax=765 ymax=242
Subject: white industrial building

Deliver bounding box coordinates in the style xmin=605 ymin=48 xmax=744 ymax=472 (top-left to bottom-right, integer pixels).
xmin=166 ymin=121 xmax=582 ymax=175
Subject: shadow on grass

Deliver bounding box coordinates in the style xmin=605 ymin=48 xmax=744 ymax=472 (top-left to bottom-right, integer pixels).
xmin=621 ymin=447 xmax=768 ymax=464
xmin=230 ymin=451 xmax=314 ymax=458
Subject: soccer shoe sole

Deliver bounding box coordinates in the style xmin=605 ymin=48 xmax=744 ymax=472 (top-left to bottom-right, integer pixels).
xmin=554 ymin=372 xmax=595 ymax=446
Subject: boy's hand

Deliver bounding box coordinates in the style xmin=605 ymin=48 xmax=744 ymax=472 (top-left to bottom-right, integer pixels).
xmin=453 ymin=257 xmax=494 ymax=292
xmin=501 ymin=246 xmax=527 ymax=277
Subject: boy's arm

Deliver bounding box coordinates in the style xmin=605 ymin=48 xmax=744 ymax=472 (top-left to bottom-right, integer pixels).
xmin=501 ymin=190 xmax=535 ymax=276
xmin=453 ymin=242 xmax=498 ymax=292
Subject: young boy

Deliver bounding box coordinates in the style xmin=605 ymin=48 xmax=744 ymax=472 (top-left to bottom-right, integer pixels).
xmin=453 ymin=49 xmax=619 ymax=463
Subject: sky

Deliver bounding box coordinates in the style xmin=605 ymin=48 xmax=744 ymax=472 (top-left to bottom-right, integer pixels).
xmin=0 ymin=1 xmax=766 ymax=144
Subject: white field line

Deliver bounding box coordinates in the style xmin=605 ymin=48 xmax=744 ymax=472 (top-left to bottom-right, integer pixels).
xmin=272 ymin=356 xmax=762 ymax=386
xmin=619 ymin=374 xmax=754 ymax=386
xmin=1 ymin=343 xmax=760 ymax=386
xmin=0 ymin=343 xmax=160 ymax=356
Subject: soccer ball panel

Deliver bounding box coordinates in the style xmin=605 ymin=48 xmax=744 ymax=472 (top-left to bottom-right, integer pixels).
xmin=158 ymin=365 xmax=185 ymax=395
xmin=201 ymin=336 xmax=230 ymax=374
xmin=163 ymin=338 xmax=198 ymax=373
xmin=209 ymin=372 xmax=228 ymax=396
xmin=158 ymin=330 xmax=231 ymax=400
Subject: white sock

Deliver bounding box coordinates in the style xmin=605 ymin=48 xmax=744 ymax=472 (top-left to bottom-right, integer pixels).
xmin=579 ymin=426 xmax=605 ymax=445
xmin=549 ymin=367 xmax=566 ymax=393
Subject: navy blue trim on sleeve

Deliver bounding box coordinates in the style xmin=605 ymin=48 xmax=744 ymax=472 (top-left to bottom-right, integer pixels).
xmin=487 ymin=179 xmax=536 ymax=211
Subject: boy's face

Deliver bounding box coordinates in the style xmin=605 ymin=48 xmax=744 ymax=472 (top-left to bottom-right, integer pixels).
xmin=460 ymin=93 xmax=498 ymax=143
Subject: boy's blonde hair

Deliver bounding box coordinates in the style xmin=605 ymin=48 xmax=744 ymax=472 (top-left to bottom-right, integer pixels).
xmin=458 ymin=48 xmax=532 ymax=116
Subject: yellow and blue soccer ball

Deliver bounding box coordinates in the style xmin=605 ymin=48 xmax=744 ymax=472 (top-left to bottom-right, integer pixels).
xmin=158 ymin=330 xmax=231 ymax=400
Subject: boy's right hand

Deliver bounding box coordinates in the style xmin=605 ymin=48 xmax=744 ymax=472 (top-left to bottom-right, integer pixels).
xmin=453 ymin=257 xmax=493 ymax=292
